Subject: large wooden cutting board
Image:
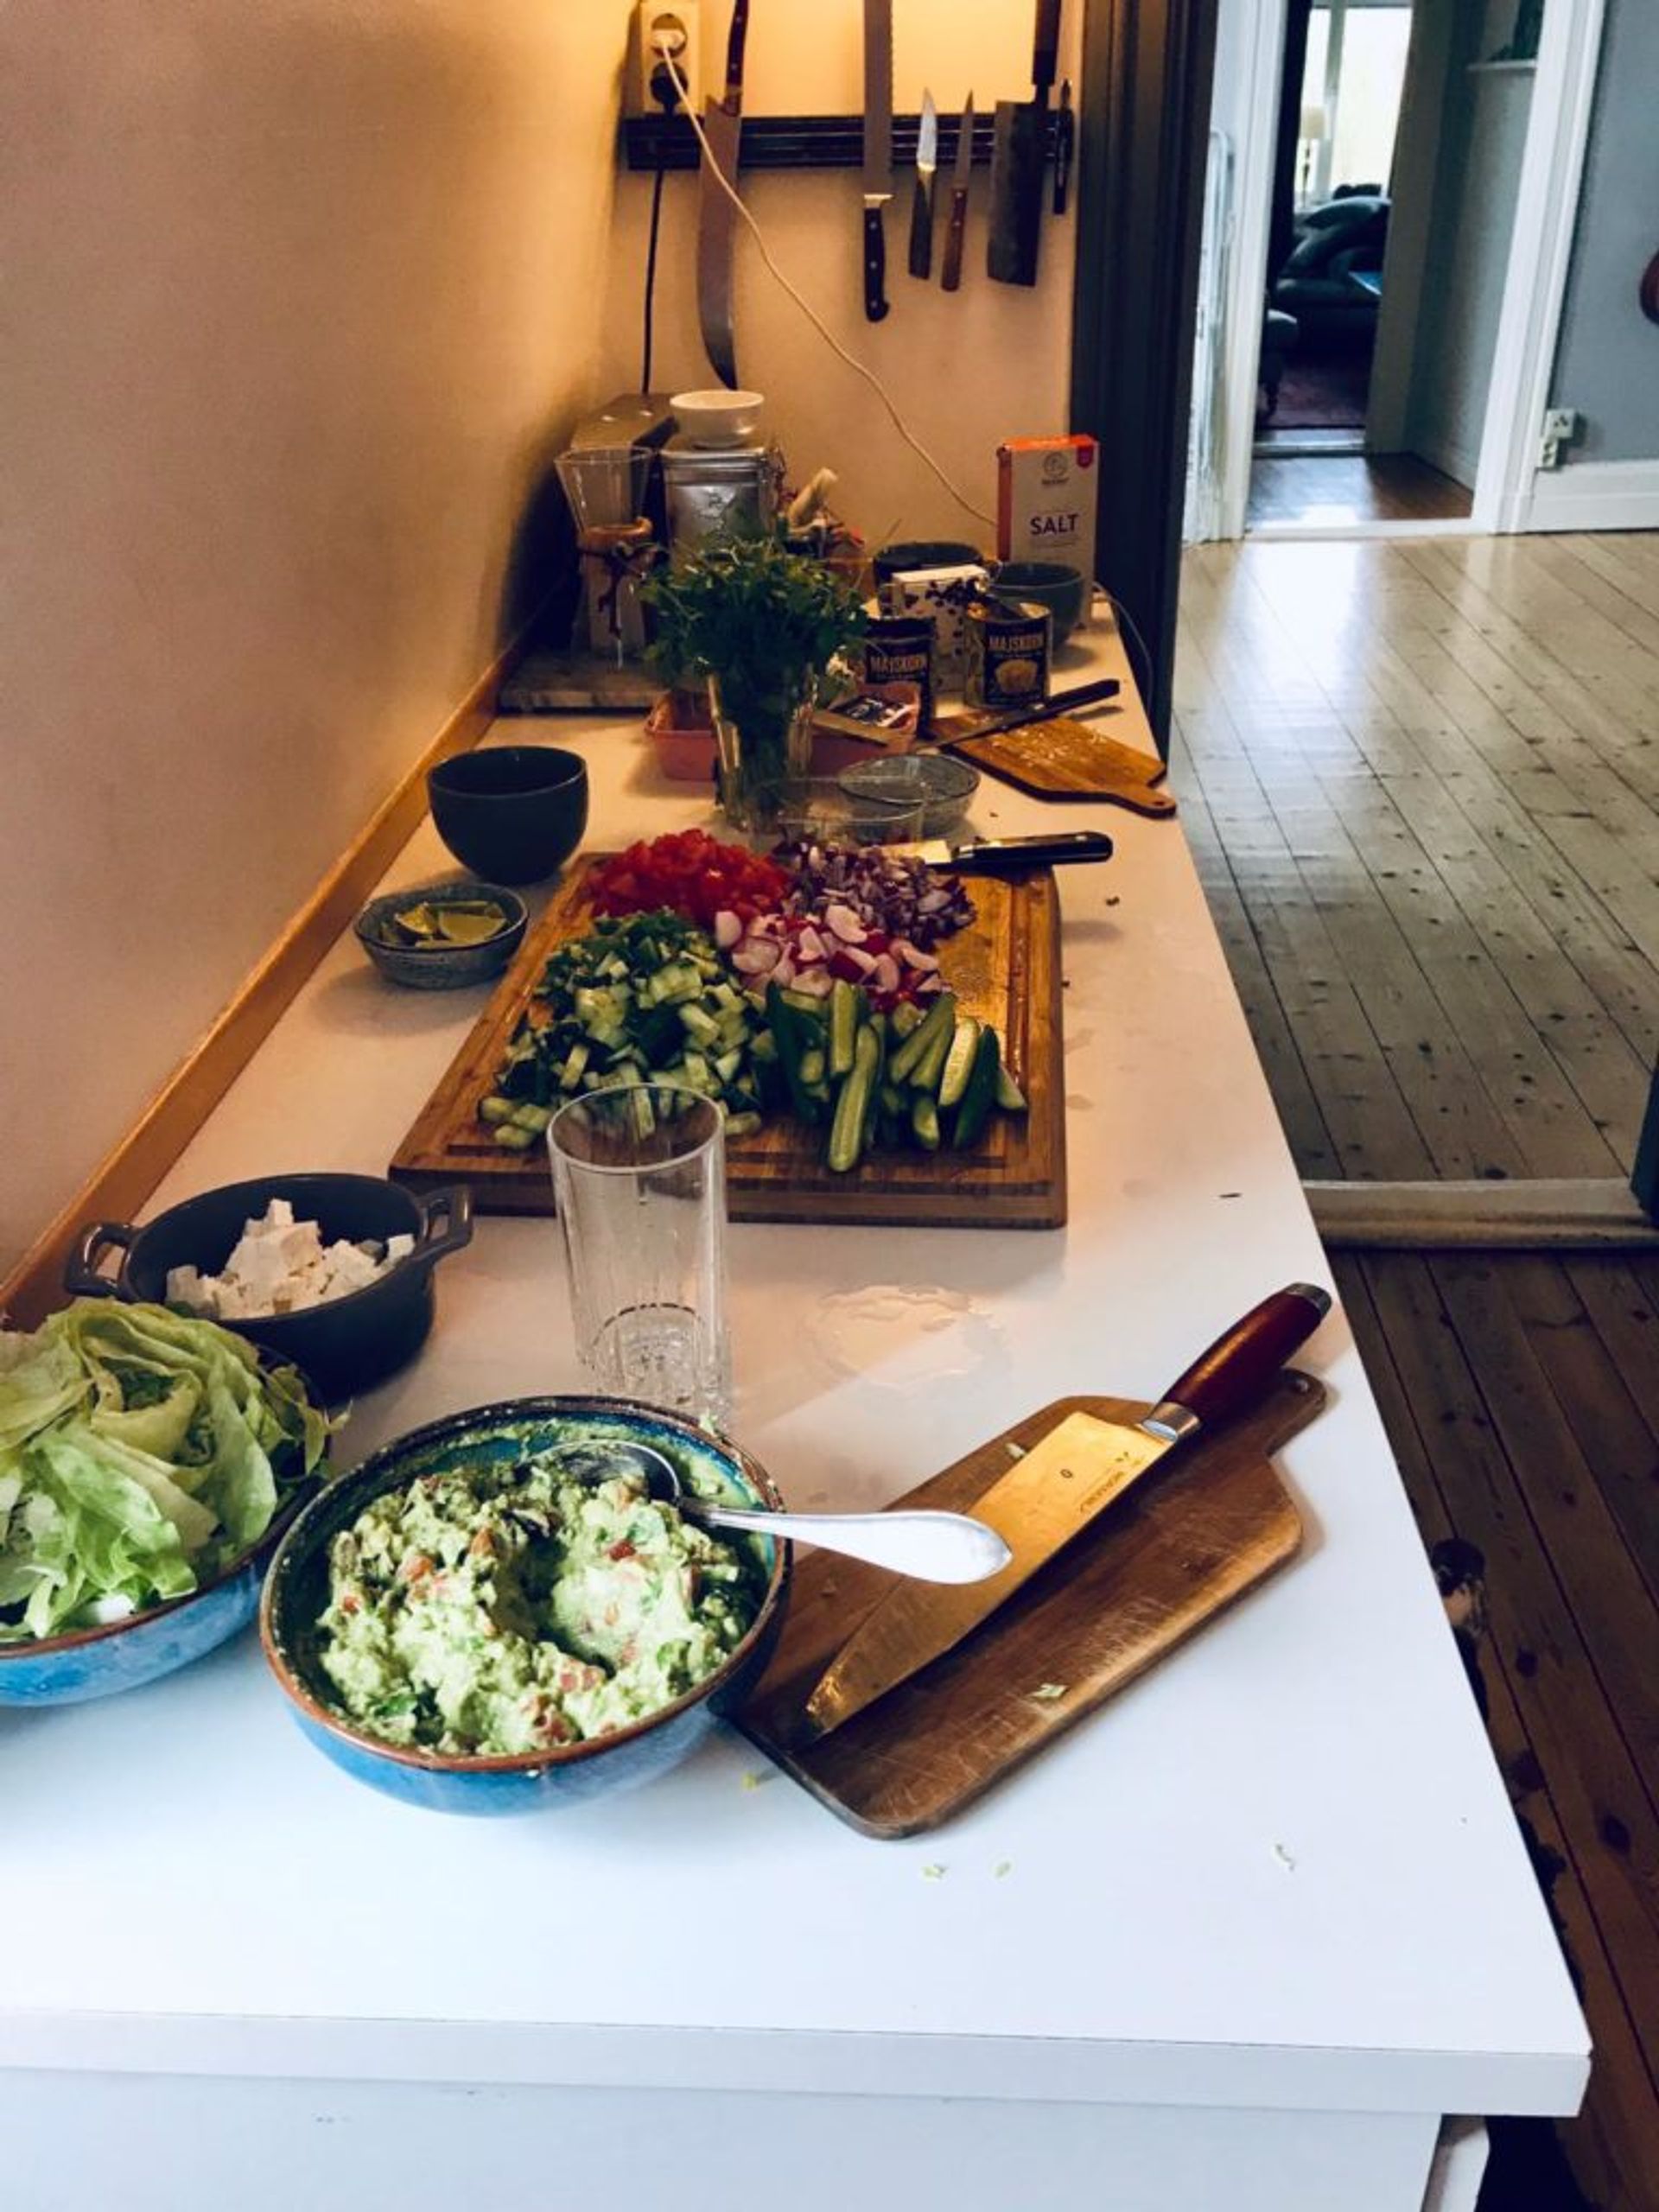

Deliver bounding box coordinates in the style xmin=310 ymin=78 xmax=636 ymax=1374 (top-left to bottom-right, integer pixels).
xmin=389 ymin=856 xmax=1066 ymax=1229
xmin=739 ymin=1371 xmax=1321 ymax=1836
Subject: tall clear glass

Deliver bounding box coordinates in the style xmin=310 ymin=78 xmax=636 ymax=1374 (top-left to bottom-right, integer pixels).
xmin=547 ymin=1085 xmax=731 ymax=1429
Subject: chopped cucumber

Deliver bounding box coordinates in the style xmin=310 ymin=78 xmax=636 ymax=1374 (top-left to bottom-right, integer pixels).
xmin=829 ymin=979 xmax=860 ymax=1081
xmin=951 ymin=1027 xmax=1002 ymax=1149
xmin=938 ymin=1018 xmax=982 ymax=1111
xmin=888 ymin=991 xmax=957 ymax=1084
xmin=828 ymin=1024 xmax=881 ymax=1173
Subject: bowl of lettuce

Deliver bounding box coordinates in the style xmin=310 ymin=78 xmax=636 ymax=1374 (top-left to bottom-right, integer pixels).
xmin=0 ymin=1300 xmax=330 ymax=1705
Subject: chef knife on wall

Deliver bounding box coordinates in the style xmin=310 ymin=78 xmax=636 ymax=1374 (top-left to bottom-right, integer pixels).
xmin=988 ymin=0 xmax=1062 ymax=287
xmin=862 ymin=0 xmax=894 ymax=320
xmin=802 ymin=1283 xmax=1332 ymax=1739
xmin=696 ymin=0 xmax=752 ymax=387
xmin=907 ymin=89 xmax=939 ymax=278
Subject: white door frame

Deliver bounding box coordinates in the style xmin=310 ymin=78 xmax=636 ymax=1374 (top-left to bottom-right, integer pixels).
xmin=1471 ymin=0 xmax=1608 ymax=532
xmin=1213 ymin=0 xmax=1291 ymax=540
xmin=1205 ymin=0 xmax=1609 ymax=542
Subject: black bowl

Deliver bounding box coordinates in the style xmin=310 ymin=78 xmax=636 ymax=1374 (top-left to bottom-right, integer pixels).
xmin=65 ymin=1173 xmax=473 ymax=1404
xmin=872 ymin=537 xmax=986 ymax=586
xmin=427 ymin=747 xmax=589 ymax=887
xmin=989 ymin=560 xmax=1089 ymax=647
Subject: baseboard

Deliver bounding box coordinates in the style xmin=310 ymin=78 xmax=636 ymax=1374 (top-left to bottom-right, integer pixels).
xmin=1409 ymin=432 xmax=1479 ymax=493
xmin=1307 ymin=1177 xmax=1659 ymax=1251
xmin=1523 ymin=458 xmax=1659 ymax=532
xmin=0 ymin=633 xmax=529 ymax=1332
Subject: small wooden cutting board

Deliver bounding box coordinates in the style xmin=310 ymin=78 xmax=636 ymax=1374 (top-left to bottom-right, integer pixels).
xmin=939 ymin=715 xmax=1178 ymax=815
xmin=739 ymin=1371 xmax=1321 ymax=1836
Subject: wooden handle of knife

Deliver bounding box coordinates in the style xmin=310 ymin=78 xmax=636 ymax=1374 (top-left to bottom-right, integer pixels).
xmin=942 ymin=186 xmax=969 ymax=290
xmin=723 ymin=0 xmax=751 ymax=107
xmin=1158 ymin=1284 xmax=1331 ymax=1430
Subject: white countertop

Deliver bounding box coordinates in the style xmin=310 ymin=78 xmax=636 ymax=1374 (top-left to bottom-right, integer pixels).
xmin=1 ymin=666 xmax=1587 ymax=2120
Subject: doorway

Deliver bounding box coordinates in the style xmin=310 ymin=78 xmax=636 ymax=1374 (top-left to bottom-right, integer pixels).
xmin=1185 ymin=0 xmax=1604 ymax=543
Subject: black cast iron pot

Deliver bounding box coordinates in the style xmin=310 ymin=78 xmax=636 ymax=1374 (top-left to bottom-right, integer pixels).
xmin=65 ymin=1173 xmax=472 ymax=1403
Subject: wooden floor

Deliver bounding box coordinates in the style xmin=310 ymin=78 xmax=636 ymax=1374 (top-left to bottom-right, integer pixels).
xmin=1172 ymin=535 xmax=1659 ymax=2212
xmin=1247 ymin=452 xmax=1473 ymax=527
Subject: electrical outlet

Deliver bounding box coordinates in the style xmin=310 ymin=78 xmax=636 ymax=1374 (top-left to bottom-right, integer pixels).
xmin=626 ymin=3 xmax=700 ymax=117
xmin=1538 ymin=406 xmax=1581 ymax=470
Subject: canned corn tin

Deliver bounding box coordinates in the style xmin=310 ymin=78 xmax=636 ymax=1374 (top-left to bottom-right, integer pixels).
xmin=963 ymin=598 xmax=1052 ymax=711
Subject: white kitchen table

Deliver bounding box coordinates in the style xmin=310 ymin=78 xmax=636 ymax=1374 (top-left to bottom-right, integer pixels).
xmin=0 ymin=645 xmax=1587 ymax=2212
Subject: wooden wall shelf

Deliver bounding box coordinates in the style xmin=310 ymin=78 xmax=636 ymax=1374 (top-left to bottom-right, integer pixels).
xmin=621 ymin=111 xmax=1058 ymax=175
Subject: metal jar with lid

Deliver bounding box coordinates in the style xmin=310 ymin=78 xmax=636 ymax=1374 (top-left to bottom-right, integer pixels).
xmin=661 ymin=440 xmax=782 ymax=562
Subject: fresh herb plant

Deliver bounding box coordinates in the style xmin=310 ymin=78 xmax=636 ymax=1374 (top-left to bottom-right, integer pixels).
xmin=644 ymin=535 xmax=867 ymax=823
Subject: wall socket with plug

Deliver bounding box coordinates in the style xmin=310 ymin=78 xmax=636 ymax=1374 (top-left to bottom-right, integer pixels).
xmin=1538 ymin=407 xmax=1581 ymax=470
xmin=626 ymin=3 xmax=701 ymax=117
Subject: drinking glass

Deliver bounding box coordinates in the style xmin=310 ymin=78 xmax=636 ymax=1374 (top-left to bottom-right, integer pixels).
xmin=548 ymin=1085 xmax=731 ymax=1428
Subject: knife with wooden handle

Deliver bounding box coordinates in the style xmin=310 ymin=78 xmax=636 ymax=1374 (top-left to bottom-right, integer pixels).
xmin=801 ymin=1284 xmax=1332 ymax=1740
xmin=940 ymin=93 xmax=975 ymax=292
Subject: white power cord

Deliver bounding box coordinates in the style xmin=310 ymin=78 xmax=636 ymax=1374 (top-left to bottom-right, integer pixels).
xmin=657 ymin=43 xmax=995 ymax=530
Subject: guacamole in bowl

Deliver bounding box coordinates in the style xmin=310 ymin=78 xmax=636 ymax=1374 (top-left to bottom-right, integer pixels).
xmin=261 ymin=1399 xmax=788 ymax=1815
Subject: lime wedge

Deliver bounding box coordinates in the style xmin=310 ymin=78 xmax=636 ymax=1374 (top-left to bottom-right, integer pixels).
xmin=436 ymin=904 xmax=505 ymax=945
xmin=391 ymin=902 xmax=440 ymax=943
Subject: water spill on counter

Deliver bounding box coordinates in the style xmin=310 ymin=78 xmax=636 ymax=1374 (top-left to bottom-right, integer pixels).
xmin=809 ymin=1284 xmax=1004 ymax=1390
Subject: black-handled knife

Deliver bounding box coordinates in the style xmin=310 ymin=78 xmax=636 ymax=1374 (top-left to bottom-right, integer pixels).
xmin=862 ymin=0 xmax=893 ymax=321
xmin=914 ymin=830 xmax=1113 ymax=871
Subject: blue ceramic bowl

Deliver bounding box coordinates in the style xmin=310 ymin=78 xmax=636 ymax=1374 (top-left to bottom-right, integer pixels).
xmin=261 ymin=1397 xmax=790 ymax=1815
xmin=353 ymin=880 xmax=527 ymax=990
xmin=0 ymin=1485 xmax=316 ymax=1707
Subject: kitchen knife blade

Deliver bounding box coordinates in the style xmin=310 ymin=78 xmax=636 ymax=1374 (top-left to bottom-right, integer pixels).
xmin=940 ymin=93 xmax=975 ymax=292
xmin=907 ymin=90 xmax=938 ymax=279
xmin=912 ymin=830 xmax=1113 ymax=871
xmin=988 ymin=0 xmax=1062 ymax=287
xmin=802 ymin=1284 xmax=1332 ymax=1740
xmin=695 ymin=0 xmax=751 ymax=387
xmin=861 ymin=0 xmax=894 ymax=321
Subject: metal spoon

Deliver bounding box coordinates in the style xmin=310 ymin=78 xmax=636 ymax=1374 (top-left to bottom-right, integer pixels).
xmin=575 ymin=1442 xmax=1012 ymax=1586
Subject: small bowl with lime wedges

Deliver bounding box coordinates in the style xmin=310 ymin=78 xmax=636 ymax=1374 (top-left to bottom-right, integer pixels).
xmin=354 ymin=880 xmax=527 ymax=989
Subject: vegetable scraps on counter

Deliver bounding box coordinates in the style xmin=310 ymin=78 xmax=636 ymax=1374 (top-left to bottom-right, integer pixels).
xmin=0 ymin=1301 xmax=329 ymax=1642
